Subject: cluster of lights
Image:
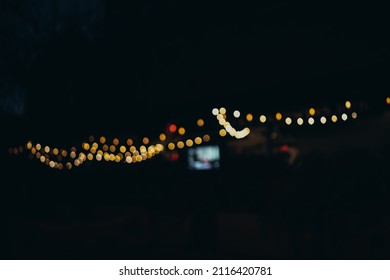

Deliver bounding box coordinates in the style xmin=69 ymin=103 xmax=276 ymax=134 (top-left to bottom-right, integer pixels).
xmin=8 ymin=97 xmax=390 ymax=169
xmin=215 ymin=100 xmax=365 ymax=131
xmin=9 ymin=137 xmax=166 ymax=170
xmin=8 ymin=117 xmax=211 ymax=170
xmin=212 ymin=107 xmax=251 ymax=139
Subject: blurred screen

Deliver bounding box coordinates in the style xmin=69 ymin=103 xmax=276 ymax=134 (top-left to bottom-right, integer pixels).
xmin=187 ymin=145 xmax=220 ymax=170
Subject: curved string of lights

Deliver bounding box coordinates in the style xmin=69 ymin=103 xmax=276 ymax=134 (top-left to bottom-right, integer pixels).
xmin=8 ymin=97 xmax=390 ymax=170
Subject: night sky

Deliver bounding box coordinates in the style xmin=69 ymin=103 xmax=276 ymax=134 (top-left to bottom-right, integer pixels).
xmin=13 ymin=0 xmax=390 ymax=130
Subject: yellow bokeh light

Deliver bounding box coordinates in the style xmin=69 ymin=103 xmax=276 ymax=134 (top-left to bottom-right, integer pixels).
xmin=246 ymin=113 xmax=253 ymax=122
xmin=177 ymin=141 xmax=184 ymax=149
xmin=109 ymin=154 xmax=115 ymax=161
xmin=186 ymin=139 xmax=194 ymax=147
xmin=219 ymin=118 xmax=226 ymax=125
xmin=115 ymin=155 xmax=121 ymax=163
xmin=168 ymin=143 xmax=175 ymax=150
xmin=53 ymin=148 xmax=59 ymax=155
xmin=87 ymin=153 xmax=94 ymax=161
xmin=386 ymin=97 xmax=390 ymax=104
xmin=140 ymin=146 xmax=147 ymax=153
xmin=61 ymin=150 xmax=68 ymax=157
xmin=96 ymin=154 xmax=102 ymax=161
xmin=345 ymin=100 xmax=351 ymax=109
xmin=44 ymin=146 xmax=50 ymax=153
xmin=70 ymin=151 xmax=76 ymax=159
xmin=82 ymin=142 xmax=90 ymax=150
xmin=308 ymin=117 xmax=315 ymax=125
xmin=119 ymin=145 xmax=126 ymax=153
xmin=40 ymin=155 xmax=45 ymax=163
xmin=159 ymin=133 xmax=166 ymax=141
xmin=92 ymin=142 xmax=98 ymax=149
xmin=148 ymin=146 xmax=155 ymax=154
xmin=275 ymin=112 xmax=282 ymax=121
xmin=197 ymin=119 xmax=204 ymax=127
xmin=285 ymin=117 xmax=292 ymax=125
xmin=90 ymin=147 xmax=97 ymax=154
xmin=49 ymin=161 xmax=55 ymax=168
xmin=331 ymin=115 xmax=337 ymax=122
xmin=218 ymin=118 xmax=226 ymax=126
xmin=136 ymin=155 xmax=143 ymax=162
xmin=219 ymin=107 xmax=226 ymax=114
xmin=130 ymin=146 xmax=136 ymax=153
xmin=99 ymin=136 xmax=106 ymax=144
xmin=79 ymin=153 xmax=86 ymax=161
xmin=259 ymin=115 xmax=266 ymax=123
xmin=320 ymin=116 xmax=327 ymax=124
xmin=126 ymin=156 xmax=132 ymax=163
xmin=31 ymin=147 xmax=37 ymax=154
xmin=178 ymin=127 xmax=186 ymax=135
xmin=297 ymin=118 xmax=304 ymax=125
xmin=309 ymin=108 xmax=315 ymax=116
xmin=194 ymin=137 xmax=202 ymax=145
xmin=26 ymin=141 xmax=32 ymax=150
xmin=219 ymin=129 xmax=227 ymax=137
xmin=66 ymin=162 xmax=72 ymax=169
xmin=36 ymin=143 xmax=41 ymax=151
xmin=203 ymin=134 xmax=210 ymax=142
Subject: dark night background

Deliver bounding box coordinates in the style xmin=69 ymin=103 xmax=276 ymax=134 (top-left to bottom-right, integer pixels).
xmin=1 ymin=0 xmax=390 ymax=259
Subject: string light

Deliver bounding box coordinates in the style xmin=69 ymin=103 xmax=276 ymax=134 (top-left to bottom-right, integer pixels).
xmin=9 ymin=97 xmax=382 ymax=170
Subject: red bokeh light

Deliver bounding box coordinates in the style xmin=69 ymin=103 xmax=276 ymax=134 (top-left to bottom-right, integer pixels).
xmin=168 ymin=123 xmax=177 ymax=133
